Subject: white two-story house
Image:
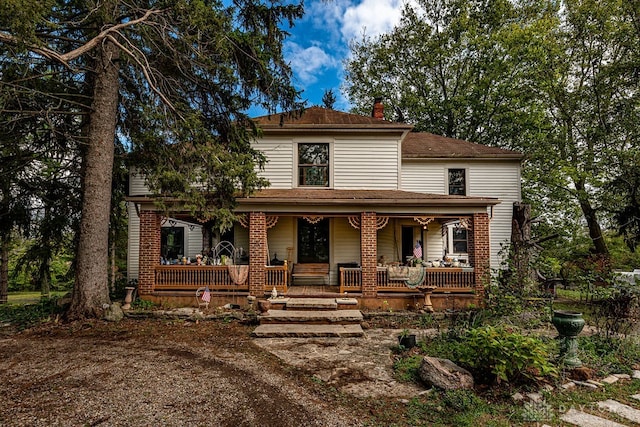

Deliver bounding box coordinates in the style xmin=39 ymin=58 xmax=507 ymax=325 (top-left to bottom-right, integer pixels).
xmin=127 ymin=102 xmax=522 ymax=310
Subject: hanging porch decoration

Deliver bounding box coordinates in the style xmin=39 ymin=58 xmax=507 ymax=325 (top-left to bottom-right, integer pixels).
xmin=237 ymin=214 xmax=279 ymax=229
xmin=347 ymin=215 xmax=389 ymax=230
xmin=303 ymin=215 xmax=324 ymax=224
xmin=413 ymin=216 xmax=435 ymax=229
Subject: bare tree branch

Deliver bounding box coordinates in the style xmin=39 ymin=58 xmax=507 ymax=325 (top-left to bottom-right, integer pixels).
xmin=0 ymin=8 xmax=163 ymax=67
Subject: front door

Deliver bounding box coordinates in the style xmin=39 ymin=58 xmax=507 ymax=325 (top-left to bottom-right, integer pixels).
xmin=297 ymin=218 xmax=329 ymax=263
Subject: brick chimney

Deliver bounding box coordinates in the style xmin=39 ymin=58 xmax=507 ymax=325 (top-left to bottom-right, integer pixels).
xmin=372 ymin=97 xmax=384 ymax=120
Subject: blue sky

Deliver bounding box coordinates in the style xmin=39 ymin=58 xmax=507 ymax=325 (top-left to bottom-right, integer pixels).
xmin=278 ymin=0 xmax=408 ymax=112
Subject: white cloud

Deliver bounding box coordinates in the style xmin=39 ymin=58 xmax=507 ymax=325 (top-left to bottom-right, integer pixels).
xmin=284 ymin=42 xmax=336 ymax=85
xmin=340 ymin=0 xmax=406 ymax=41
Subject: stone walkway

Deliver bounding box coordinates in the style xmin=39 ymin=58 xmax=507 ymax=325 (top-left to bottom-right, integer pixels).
xmin=556 ymin=374 xmax=640 ymax=427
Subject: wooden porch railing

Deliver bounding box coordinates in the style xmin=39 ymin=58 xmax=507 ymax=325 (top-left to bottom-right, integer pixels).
xmin=265 ymin=265 xmax=288 ymax=294
xmin=155 ymin=266 xmax=243 ymax=290
xmin=153 ymin=265 xmax=288 ymax=293
xmin=340 ymin=267 xmax=475 ymax=294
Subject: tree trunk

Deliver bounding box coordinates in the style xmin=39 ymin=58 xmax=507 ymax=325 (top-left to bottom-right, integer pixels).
xmin=0 ymin=236 xmax=8 ymax=304
xmin=575 ymin=179 xmax=609 ymax=256
xmin=511 ymin=202 xmax=536 ymax=291
xmin=110 ymin=225 xmax=116 ymax=295
xmin=39 ymin=256 xmax=51 ymax=297
xmin=67 ymin=40 xmax=120 ymax=319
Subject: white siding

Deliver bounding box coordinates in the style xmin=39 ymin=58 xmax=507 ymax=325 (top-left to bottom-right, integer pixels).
xmin=377 ymin=222 xmax=399 ymax=263
xmin=127 ymin=203 xmax=140 ymax=281
xmin=401 ymin=162 xmax=446 ymax=193
xmin=129 ymin=168 xmax=151 ymax=195
xmin=186 ymin=226 xmax=203 ymax=259
xmin=425 ymin=222 xmax=444 ymax=262
xmin=252 ymin=139 xmax=294 ymax=188
xmin=468 ymin=162 xmax=521 ymax=269
xmin=332 ymin=218 xmax=361 ymax=285
xmin=400 ymin=159 xmax=521 ymax=269
xmin=334 ymin=138 xmax=399 ymax=189
xmin=267 ymin=217 xmax=295 ymax=263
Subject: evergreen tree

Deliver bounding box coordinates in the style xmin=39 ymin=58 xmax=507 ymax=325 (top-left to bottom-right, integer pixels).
xmin=1 ymin=0 xmax=304 ymax=317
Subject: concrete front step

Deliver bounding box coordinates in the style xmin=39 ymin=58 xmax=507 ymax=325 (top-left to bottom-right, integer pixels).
xmin=252 ymin=324 xmax=364 ymax=338
xmin=267 ymin=297 xmax=359 ymax=311
xmin=259 ymin=309 xmax=363 ymax=325
xmin=285 ymin=298 xmax=338 ymax=310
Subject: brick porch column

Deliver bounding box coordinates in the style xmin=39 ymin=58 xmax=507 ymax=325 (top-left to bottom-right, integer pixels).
xmin=138 ymin=210 xmax=161 ymax=295
xmin=361 ymin=212 xmax=377 ymax=298
xmin=249 ymin=212 xmax=267 ymax=297
xmin=469 ymin=212 xmax=490 ymax=297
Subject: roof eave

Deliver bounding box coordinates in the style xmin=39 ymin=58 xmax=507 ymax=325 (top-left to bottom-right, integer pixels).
xmin=236 ymin=197 xmax=501 ymax=207
xmin=402 ymin=154 xmax=524 ymax=160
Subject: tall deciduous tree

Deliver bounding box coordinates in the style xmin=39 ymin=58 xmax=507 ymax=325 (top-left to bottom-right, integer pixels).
xmin=1 ymin=0 xmax=303 ymax=318
xmin=344 ymin=0 xmax=640 ymax=257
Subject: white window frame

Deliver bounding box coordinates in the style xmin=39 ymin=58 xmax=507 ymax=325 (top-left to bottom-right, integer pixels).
xmin=445 ymin=223 xmax=469 ymax=260
xmin=294 ymin=141 xmax=333 ymax=188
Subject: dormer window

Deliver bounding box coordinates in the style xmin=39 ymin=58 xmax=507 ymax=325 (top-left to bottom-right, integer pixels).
xmin=448 ymin=168 xmax=466 ymax=195
xmin=298 ymin=143 xmax=329 ymax=187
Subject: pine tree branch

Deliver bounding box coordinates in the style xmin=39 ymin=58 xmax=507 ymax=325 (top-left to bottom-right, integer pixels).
xmin=0 ymin=8 xmax=162 ymax=67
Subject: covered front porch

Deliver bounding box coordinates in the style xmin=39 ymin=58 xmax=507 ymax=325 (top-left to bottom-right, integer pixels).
xmin=130 ymin=189 xmax=497 ymax=310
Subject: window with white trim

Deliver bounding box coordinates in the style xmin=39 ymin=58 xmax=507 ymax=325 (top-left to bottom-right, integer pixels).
xmin=445 ymin=223 xmax=468 ymax=258
xmin=298 ymin=143 xmax=329 ymax=187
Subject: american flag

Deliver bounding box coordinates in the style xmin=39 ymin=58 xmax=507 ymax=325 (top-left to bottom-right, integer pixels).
xmin=201 ymin=286 xmax=211 ymax=303
xmin=413 ymin=243 xmax=423 ymax=259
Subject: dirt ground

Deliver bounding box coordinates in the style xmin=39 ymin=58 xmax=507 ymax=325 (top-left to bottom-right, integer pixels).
xmin=0 ymin=317 xmax=428 ymax=427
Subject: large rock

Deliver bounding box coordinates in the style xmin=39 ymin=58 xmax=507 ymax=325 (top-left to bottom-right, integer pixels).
xmin=419 ymin=356 xmax=474 ymax=390
xmin=104 ymin=302 xmax=124 ymax=322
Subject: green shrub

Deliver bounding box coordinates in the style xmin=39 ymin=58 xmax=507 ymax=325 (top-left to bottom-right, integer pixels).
xmin=457 ymin=325 xmax=558 ymax=384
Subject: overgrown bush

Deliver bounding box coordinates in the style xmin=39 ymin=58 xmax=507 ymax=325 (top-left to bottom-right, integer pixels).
xmin=590 ymin=283 xmax=640 ymax=337
xmin=457 ymin=325 xmax=557 ymax=384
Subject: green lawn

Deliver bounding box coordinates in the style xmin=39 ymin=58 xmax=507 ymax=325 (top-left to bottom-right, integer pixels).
xmin=7 ymin=291 xmax=66 ymax=305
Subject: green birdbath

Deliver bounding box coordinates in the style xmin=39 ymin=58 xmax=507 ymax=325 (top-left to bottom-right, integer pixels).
xmin=552 ymin=310 xmax=585 ymax=368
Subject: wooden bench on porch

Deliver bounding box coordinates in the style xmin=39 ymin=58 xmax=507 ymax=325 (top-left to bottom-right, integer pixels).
xmin=292 ymin=263 xmax=330 ymax=285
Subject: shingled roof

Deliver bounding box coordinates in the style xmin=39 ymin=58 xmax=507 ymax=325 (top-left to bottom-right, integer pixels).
xmin=252 ymin=106 xmax=521 ymax=159
xmin=252 ymin=106 xmax=412 ymax=130
xmin=402 ymin=132 xmax=522 ymax=159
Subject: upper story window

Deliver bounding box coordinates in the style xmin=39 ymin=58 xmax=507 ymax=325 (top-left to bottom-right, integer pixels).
xmin=448 ymin=168 xmax=466 ymax=195
xmin=298 ymin=143 xmax=329 ymax=187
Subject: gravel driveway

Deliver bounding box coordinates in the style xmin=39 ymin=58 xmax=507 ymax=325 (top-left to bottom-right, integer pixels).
xmin=0 ymin=318 xmax=425 ymax=427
